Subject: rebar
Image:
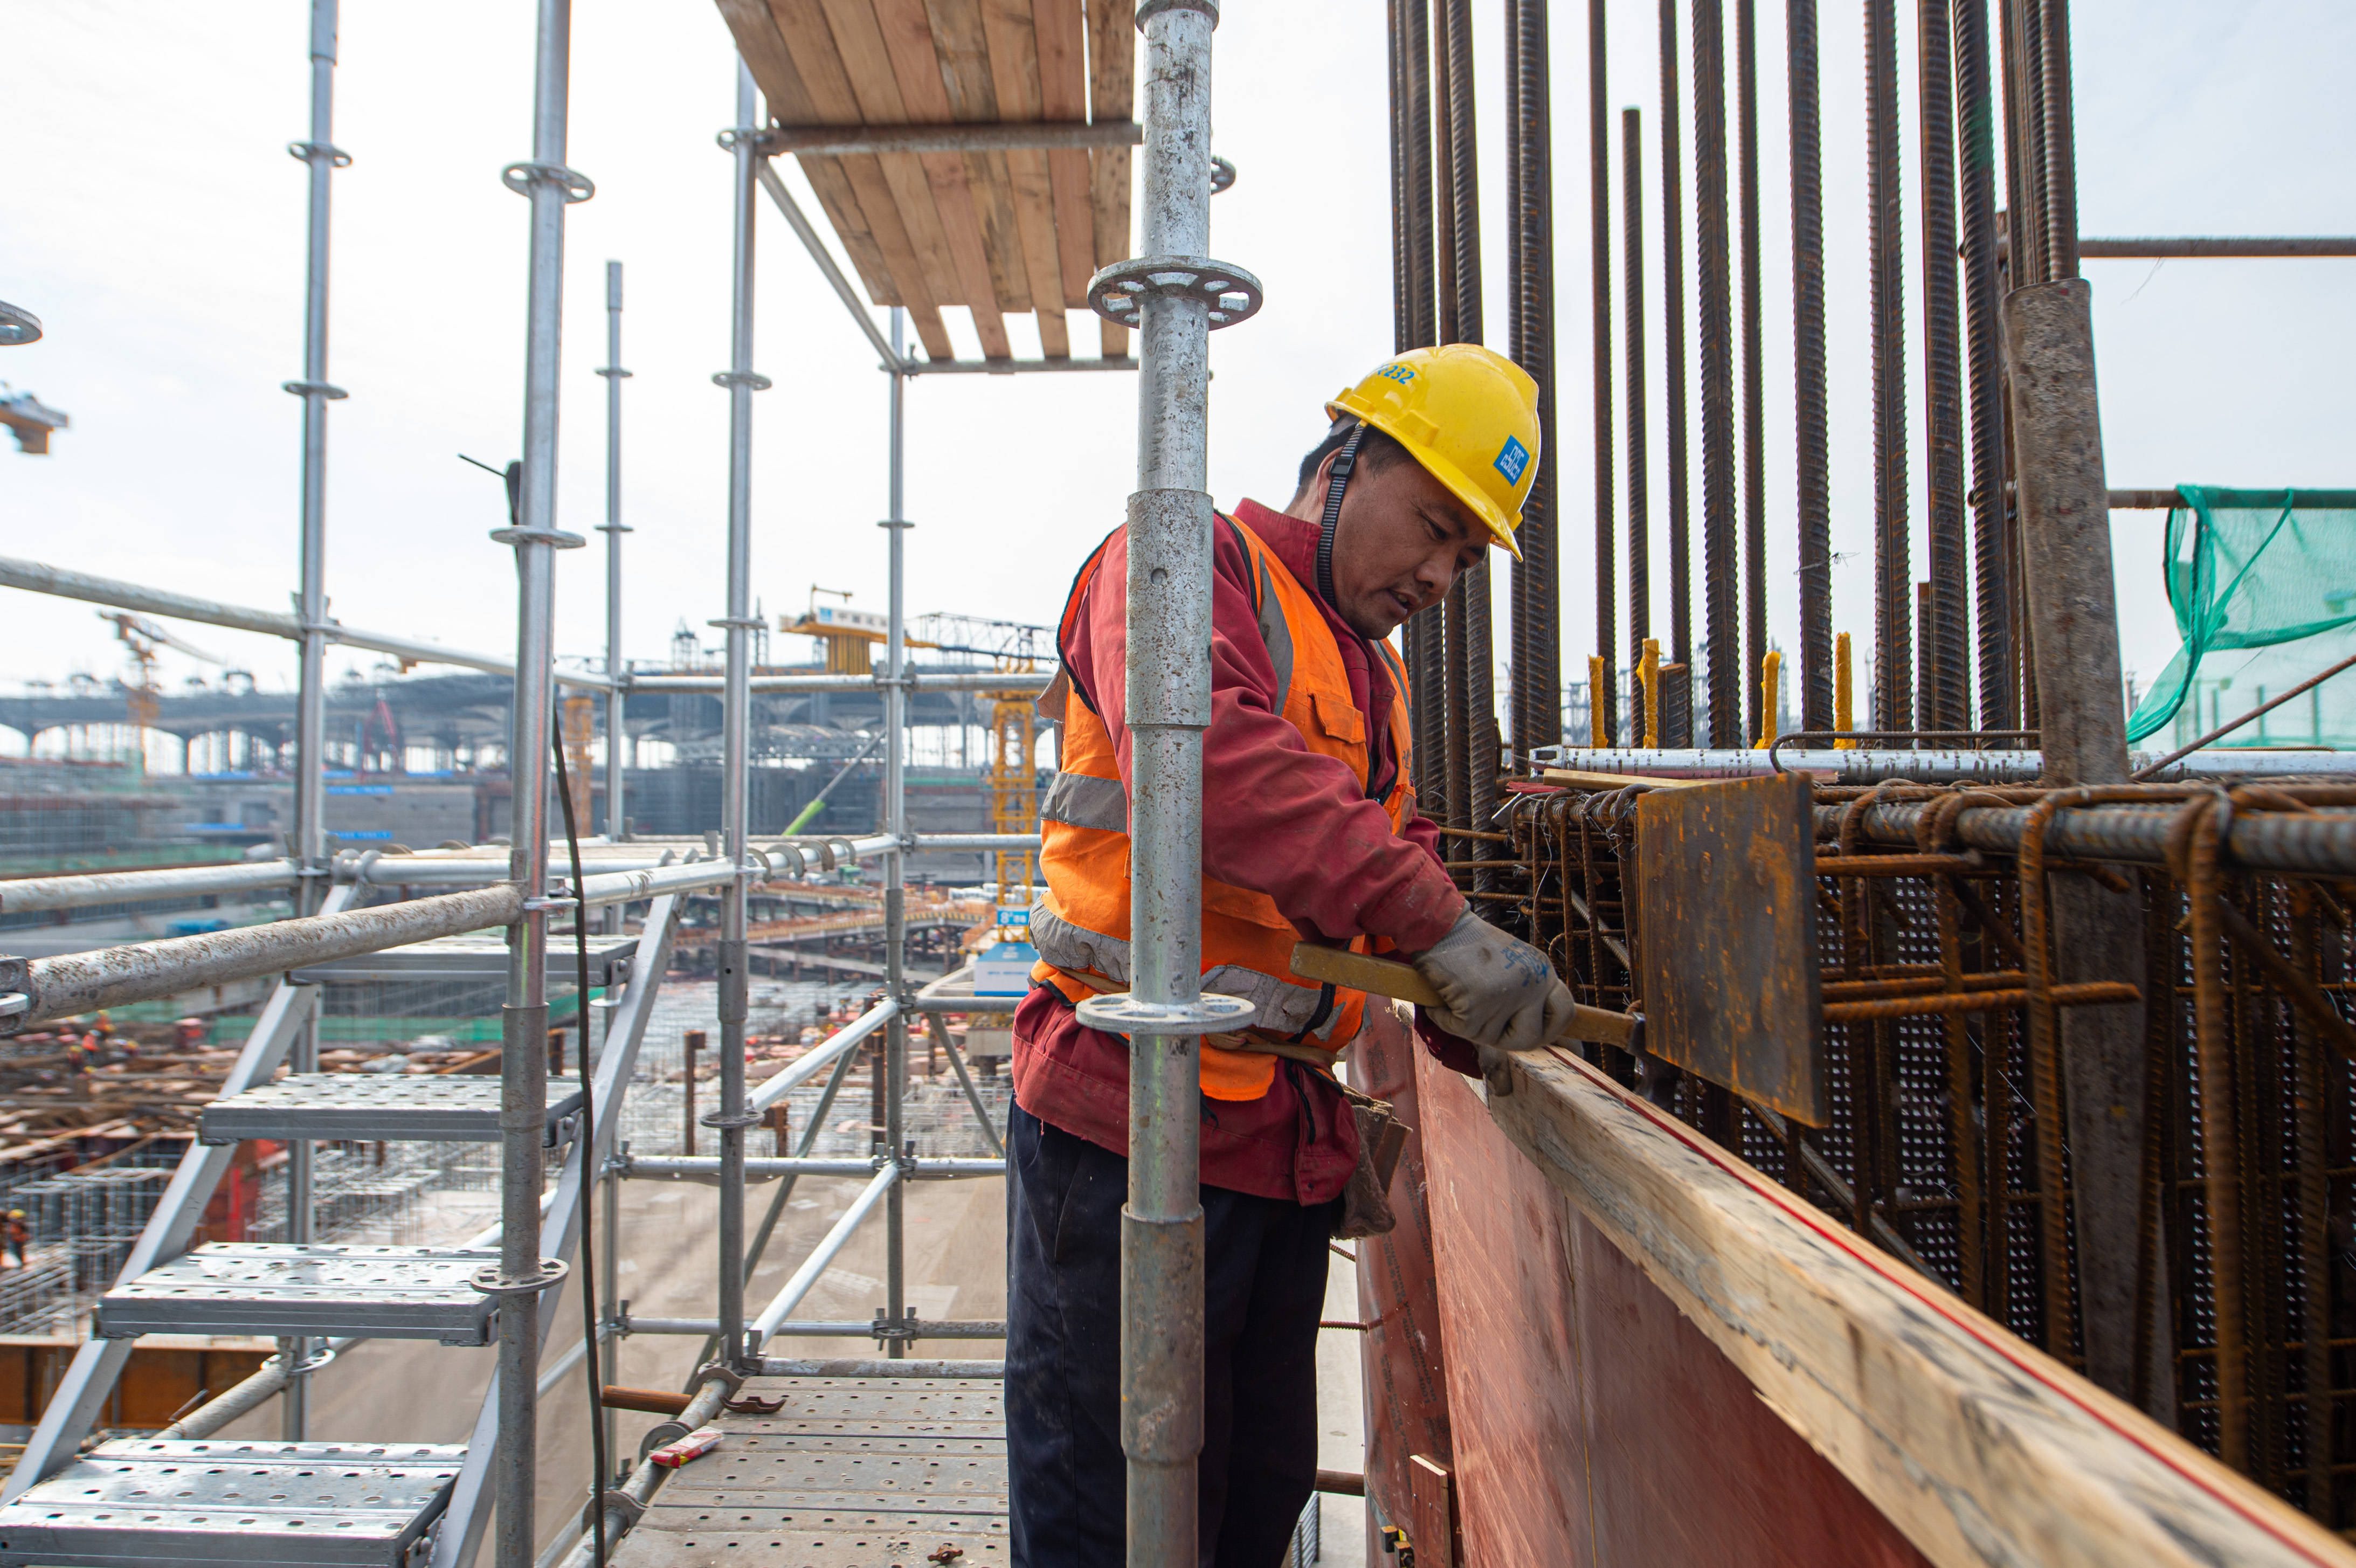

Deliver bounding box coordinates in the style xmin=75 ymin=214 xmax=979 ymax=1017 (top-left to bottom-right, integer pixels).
xmin=1692 ymin=0 xmax=1738 ymax=747
xmin=1659 ymin=0 xmax=1695 ymax=745
xmin=2037 ymin=0 xmax=2079 ymax=281
xmin=1736 ymin=0 xmax=1768 ymax=745
xmin=1786 ymin=0 xmax=1832 ymax=731
xmin=1866 ymin=0 xmax=1911 ymax=730
xmin=1622 ymin=106 xmax=1649 ymax=731
xmin=1588 ymin=0 xmax=1616 ymax=743
xmin=1917 ymin=0 xmax=1970 ymax=734
xmin=1509 ymin=0 xmax=1558 ymax=758
xmin=1949 ymin=8 xmax=2011 ymax=738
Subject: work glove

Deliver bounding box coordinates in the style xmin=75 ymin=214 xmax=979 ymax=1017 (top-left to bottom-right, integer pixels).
xmin=1408 ymin=909 xmax=1577 ymax=1095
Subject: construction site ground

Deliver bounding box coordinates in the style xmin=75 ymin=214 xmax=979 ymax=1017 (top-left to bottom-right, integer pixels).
xmin=191 ymin=1157 xmax=1368 ymax=1561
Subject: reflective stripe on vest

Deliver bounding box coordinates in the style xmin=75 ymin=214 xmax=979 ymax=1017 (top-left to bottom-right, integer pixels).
xmin=1032 ymin=513 xmax=1416 ymax=1101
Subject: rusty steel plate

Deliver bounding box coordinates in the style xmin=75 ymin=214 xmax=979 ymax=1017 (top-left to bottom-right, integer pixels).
xmin=1634 ymin=772 xmax=1825 ymax=1124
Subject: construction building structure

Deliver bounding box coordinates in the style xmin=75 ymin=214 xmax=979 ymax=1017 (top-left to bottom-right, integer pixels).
xmin=0 ymin=3 xmax=2352 ymax=1568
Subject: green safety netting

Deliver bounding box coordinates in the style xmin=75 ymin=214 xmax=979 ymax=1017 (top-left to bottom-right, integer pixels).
xmin=2126 ymin=486 xmax=2356 ymax=752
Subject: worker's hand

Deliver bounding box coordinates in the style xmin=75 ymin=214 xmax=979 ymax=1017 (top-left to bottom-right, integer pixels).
xmin=1408 ymin=910 xmax=1576 ymax=1092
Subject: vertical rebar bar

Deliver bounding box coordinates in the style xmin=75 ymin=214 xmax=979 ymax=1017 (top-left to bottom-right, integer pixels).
xmin=712 ymin=59 xmax=762 ymax=1379
xmin=1693 ymin=0 xmax=1738 ymax=746
xmin=1866 ymin=0 xmax=1911 ymax=730
xmin=1786 ymin=0 xmax=1832 ymax=730
xmin=2037 ymin=0 xmax=2078 ymax=281
xmin=1510 ymin=0 xmax=1559 ymax=758
xmin=1917 ymin=0 xmax=1970 ymax=734
xmin=882 ymin=309 xmax=910 ymax=1359
xmin=282 ymin=0 xmax=341 ymax=1443
xmin=1122 ymin=5 xmax=1221 ymax=1558
xmin=2001 ymin=0 xmax=2049 ymax=289
xmin=1391 ymin=0 xmax=1412 ymax=358
xmin=1735 ymin=0 xmax=1768 ymax=746
xmin=598 ymin=261 xmax=632 ymax=845
xmin=1400 ymin=0 xmax=1445 ymax=807
xmin=1623 ymin=106 xmax=1650 ymax=726
xmin=1954 ymin=0 xmax=2012 ymax=733
xmin=1441 ymin=0 xmax=1494 ymax=856
xmin=1659 ymin=0 xmax=1695 ymax=747
xmin=1588 ymin=0 xmax=1616 ymax=743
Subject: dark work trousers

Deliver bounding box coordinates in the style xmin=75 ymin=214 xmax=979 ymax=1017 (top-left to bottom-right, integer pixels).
xmin=1005 ymin=1101 xmax=1340 ymax=1568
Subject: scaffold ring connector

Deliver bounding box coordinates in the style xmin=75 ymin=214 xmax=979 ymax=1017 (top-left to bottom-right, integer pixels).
xmin=1074 ymin=990 xmax=1255 ymax=1037
xmin=286 ymin=140 xmax=352 ymax=168
xmin=281 ymin=380 xmax=349 ymax=400
xmin=1211 ymin=155 xmax=1238 ymax=194
xmin=501 ymin=161 xmax=596 ymax=203
xmin=470 ymin=1258 xmax=569 ymax=1296
xmin=489 ymin=526 xmax=589 ymax=550
xmin=1087 ymin=255 xmax=1262 ymax=330
xmin=711 ymin=370 xmax=773 ymax=390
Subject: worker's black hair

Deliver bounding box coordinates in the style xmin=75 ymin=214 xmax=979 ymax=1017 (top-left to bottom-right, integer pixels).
xmin=1290 ymin=417 xmax=1411 ymax=504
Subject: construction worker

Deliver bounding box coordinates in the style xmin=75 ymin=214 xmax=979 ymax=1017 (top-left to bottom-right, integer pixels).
xmin=4 ymin=1211 xmax=27 ymax=1270
xmin=1007 ymin=344 xmax=1575 ymax=1564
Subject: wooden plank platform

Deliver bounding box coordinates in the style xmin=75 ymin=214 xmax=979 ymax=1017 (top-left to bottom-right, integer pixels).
xmin=611 ymin=1376 xmax=1007 ymax=1567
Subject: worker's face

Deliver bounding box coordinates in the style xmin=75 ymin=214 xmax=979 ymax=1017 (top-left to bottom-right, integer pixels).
xmin=1319 ymin=452 xmax=1489 ymax=641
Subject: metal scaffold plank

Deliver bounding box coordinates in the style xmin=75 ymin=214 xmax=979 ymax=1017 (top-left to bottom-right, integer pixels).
xmin=95 ymin=1244 xmax=502 ymax=1345
xmin=608 ymin=1377 xmax=1006 ymax=1567
xmin=0 ymin=1439 xmax=465 ymax=1567
xmin=201 ymin=1073 xmax=585 ymax=1146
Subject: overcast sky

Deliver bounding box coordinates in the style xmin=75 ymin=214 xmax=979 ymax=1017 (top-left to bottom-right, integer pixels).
xmin=4 ymin=1 xmax=2351 ymax=745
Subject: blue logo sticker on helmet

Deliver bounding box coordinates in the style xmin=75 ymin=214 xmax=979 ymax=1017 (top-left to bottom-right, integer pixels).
xmin=1377 ymin=363 xmax=1417 ymax=384
xmin=1493 ymin=435 xmax=1529 ymax=486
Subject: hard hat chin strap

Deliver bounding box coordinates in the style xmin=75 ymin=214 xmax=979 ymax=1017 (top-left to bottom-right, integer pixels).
xmin=1316 ymin=421 xmax=1366 ymax=607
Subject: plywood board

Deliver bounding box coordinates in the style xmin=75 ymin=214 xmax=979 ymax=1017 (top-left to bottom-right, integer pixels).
xmin=1484 ymin=1043 xmax=2356 ymax=1568
xmin=1085 ymin=0 xmax=1132 ymax=356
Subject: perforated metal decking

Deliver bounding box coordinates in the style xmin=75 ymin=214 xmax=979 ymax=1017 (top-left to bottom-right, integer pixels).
xmin=607 ymin=1376 xmax=1006 ymax=1567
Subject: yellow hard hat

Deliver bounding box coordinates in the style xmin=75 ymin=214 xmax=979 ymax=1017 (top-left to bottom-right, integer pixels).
xmin=1326 ymin=344 xmax=1542 ymax=559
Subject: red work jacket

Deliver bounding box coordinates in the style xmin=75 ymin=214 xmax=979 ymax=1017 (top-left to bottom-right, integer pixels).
xmin=1011 ymin=500 xmax=1470 ymax=1204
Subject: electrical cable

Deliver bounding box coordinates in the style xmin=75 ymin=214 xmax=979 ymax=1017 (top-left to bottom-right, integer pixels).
xmin=550 ymin=736 xmax=607 ymax=1568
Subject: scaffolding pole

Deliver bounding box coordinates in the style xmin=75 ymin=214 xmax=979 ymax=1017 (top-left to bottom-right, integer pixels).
xmin=490 ymin=0 xmax=586 ymax=1560
xmin=882 ymin=306 xmax=911 ymax=1359
xmin=282 ymin=0 xmax=344 ymax=1439
xmin=1073 ymin=4 xmax=1258 ymax=1561
xmin=597 ymin=259 xmax=632 ymax=847
xmin=713 ymin=58 xmax=765 ymax=1378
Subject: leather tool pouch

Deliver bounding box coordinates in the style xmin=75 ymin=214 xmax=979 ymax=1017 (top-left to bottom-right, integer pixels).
xmin=1335 ymin=1081 xmax=1410 ymax=1240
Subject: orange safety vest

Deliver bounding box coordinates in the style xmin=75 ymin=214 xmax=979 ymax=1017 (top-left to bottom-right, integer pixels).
xmin=1030 ymin=513 xmax=1417 ymax=1101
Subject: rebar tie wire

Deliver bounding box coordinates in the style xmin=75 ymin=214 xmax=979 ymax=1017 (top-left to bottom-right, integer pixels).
xmin=551 ymin=735 xmax=607 ymax=1568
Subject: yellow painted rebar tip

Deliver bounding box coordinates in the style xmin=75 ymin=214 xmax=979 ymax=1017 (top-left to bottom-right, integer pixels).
xmin=1588 ymin=655 xmax=1609 ymax=747
xmin=1834 ymin=632 xmax=1857 ymax=749
xmin=1638 ymin=639 xmax=1661 ymax=749
xmin=1754 ymin=650 xmax=1782 ymax=749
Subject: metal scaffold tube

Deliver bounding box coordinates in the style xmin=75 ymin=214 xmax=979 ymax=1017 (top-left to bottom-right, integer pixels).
xmin=882 ymin=306 xmax=911 ymax=1360
xmin=714 ymin=57 xmax=765 ymax=1377
xmin=283 ymin=0 xmax=342 ymax=1439
xmin=598 ymin=260 xmax=633 ymax=845
xmin=1072 ymin=4 xmax=1255 ymax=1559
xmin=1786 ymin=0 xmax=1831 ymax=729
xmin=492 ymin=0 xmax=587 ymax=1559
